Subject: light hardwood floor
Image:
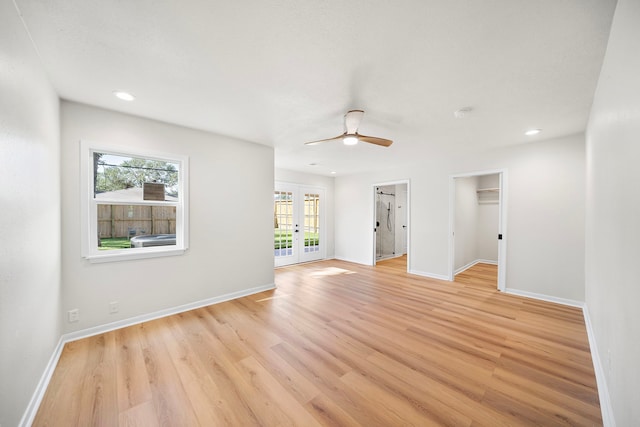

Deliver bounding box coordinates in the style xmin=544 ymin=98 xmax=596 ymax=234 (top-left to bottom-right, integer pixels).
xmin=33 ymin=257 xmax=601 ymax=426
xmin=454 ymin=262 xmax=498 ymax=290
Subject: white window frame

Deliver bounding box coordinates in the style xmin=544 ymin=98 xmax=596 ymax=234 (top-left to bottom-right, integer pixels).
xmin=80 ymin=141 xmax=189 ymax=263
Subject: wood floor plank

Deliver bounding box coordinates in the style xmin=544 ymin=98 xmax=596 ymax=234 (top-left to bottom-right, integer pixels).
xmin=32 ymin=339 xmax=91 ymax=426
xmin=115 ymin=325 xmax=152 ymax=412
xmin=33 ymin=257 xmax=602 ymax=426
xmin=118 ymin=401 xmax=160 ymax=427
xmin=137 ymin=320 xmax=201 ymax=426
xmin=75 ymin=333 xmax=118 ymax=427
xmin=161 ymin=314 xmax=244 ymax=426
xmin=170 ymin=309 xmax=263 ymax=426
xmin=236 ymin=355 xmax=322 ymax=426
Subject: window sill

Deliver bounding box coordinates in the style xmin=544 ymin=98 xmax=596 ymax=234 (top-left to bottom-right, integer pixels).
xmin=83 ymin=247 xmax=187 ymax=263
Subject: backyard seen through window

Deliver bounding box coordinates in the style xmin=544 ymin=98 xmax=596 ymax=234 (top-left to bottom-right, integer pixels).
xmin=93 ymin=153 xmax=179 ymax=250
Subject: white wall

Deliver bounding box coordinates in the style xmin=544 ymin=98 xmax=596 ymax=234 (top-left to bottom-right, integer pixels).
xmin=586 ymin=0 xmax=640 ymax=424
xmin=0 ymin=3 xmax=62 ymax=426
xmin=335 ymin=133 xmax=585 ymax=300
xmin=454 ymin=177 xmax=479 ymax=270
xmin=476 ymin=174 xmax=500 ymax=262
xmin=275 ymin=168 xmax=335 ymax=258
xmin=476 ymin=202 xmax=499 ymax=262
xmin=61 ymin=102 xmax=274 ymax=333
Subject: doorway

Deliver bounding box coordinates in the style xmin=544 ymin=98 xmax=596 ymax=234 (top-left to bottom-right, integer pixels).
xmin=373 ymin=181 xmax=409 ymax=268
xmin=274 ymin=182 xmax=325 ymax=267
xmin=448 ymin=170 xmax=507 ymax=291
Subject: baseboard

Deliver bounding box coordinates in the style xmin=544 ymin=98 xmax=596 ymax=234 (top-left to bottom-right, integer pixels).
xmin=19 ymin=336 xmax=65 ymax=427
xmin=63 ymin=283 xmax=276 ymax=343
xmin=19 ymin=283 xmax=275 ymax=426
xmin=582 ymin=305 xmax=616 ymax=427
xmin=334 ymin=256 xmax=373 ymax=266
xmin=504 ymin=288 xmax=584 ymax=308
xmin=408 ymin=269 xmax=449 ymax=281
xmin=453 ymin=259 xmax=498 ymax=275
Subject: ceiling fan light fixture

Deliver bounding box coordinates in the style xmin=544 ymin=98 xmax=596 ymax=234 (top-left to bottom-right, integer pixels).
xmin=343 ymin=135 xmax=359 ymax=145
xmin=303 ymin=110 xmax=392 ymax=147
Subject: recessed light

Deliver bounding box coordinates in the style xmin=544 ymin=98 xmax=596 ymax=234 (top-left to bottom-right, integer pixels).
xmin=113 ymin=91 xmax=135 ymax=101
xmin=330 ymin=171 xmax=337 ymax=174
xmin=525 ymin=129 xmax=541 ymax=136
xmin=308 ymin=162 xmax=318 ymax=166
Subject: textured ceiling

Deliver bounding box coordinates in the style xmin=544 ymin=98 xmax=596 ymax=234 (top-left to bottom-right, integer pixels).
xmin=15 ymin=0 xmax=616 ymax=176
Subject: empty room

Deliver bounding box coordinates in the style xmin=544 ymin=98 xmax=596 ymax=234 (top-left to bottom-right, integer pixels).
xmin=1 ymin=0 xmax=638 ymax=426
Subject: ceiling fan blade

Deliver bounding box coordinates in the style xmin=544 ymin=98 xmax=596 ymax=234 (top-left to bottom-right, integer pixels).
xmin=344 ymin=110 xmax=365 ymax=134
xmin=304 ymin=134 xmax=345 ymax=145
xmin=358 ymin=134 xmax=393 ymax=147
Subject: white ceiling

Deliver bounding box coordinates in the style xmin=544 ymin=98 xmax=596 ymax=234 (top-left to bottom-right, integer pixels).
xmin=15 ymin=0 xmax=616 ymax=176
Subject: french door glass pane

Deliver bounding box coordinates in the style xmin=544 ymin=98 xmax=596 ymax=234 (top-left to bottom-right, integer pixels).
xmin=304 ymin=193 xmax=320 ymax=253
xmin=274 ymin=191 xmax=294 ymax=257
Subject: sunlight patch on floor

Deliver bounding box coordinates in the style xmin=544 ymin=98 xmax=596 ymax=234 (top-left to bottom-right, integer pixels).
xmin=255 ymin=294 xmax=290 ymax=302
xmin=309 ymin=267 xmax=356 ymax=278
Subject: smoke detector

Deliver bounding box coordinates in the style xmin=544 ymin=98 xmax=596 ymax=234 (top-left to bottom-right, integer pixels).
xmin=454 ymin=107 xmax=473 ymax=119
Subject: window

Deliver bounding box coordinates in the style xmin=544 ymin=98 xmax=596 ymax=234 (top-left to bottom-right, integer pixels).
xmin=81 ymin=142 xmax=188 ymax=262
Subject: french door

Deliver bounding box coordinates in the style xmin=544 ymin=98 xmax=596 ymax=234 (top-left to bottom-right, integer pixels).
xmin=274 ymin=183 xmax=325 ymax=267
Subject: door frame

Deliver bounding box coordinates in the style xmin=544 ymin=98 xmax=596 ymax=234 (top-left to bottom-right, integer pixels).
xmin=447 ymin=169 xmax=507 ymax=291
xmin=274 ymin=182 xmax=326 ymax=267
xmin=371 ymin=179 xmax=411 ymax=271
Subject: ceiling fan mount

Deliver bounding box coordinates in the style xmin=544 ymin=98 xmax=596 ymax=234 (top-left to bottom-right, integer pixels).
xmin=304 ymin=110 xmax=393 ymax=147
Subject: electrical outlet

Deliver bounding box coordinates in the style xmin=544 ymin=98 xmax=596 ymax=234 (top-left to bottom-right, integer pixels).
xmin=109 ymin=301 xmax=119 ymax=314
xmin=68 ymin=309 xmax=79 ymax=323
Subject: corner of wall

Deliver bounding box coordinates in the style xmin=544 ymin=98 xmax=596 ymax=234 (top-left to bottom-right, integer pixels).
xmin=582 ymin=304 xmax=616 ymax=427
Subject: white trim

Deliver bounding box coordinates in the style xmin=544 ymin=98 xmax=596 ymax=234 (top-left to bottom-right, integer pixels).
xmin=80 ymin=140 xmax=190 ymax=262
xmin=504 ymin=288 xmax=584 ymax=308
xmin=409 ymin=269 xmax=450 ymax=281
xmin=18 ymin=337 xmax=65 ymax=427
xmin=18 ymin=283 xmax=275 ymax=426
xmin=453 ymin=259 xmax=498 ymax=275
xmin=334 ymin=255 xmax=373 ymax=266
xmin=85 ymin=248 xmax=187 ymax=263
xmin=63 ymin=283 xmax=276 ymax=343
xmin=376 ymin=254 xmax=405 ymax=262
xmin=477 ymin=259 xmax=498 ymax=265
xmin=583 ymin=305 xmax=616 ymax=427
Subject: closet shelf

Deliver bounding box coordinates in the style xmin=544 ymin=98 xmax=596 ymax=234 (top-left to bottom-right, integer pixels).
xmin=476 ymin=187 xmax=500 ymax=193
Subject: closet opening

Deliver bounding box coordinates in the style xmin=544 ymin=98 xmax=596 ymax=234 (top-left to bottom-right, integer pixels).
xmin=448 ymin=170 xmax=507 ymax=291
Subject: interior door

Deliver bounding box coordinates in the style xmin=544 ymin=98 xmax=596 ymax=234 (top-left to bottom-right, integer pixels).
xmin=274 ymin=183 xmax=324 ymax=267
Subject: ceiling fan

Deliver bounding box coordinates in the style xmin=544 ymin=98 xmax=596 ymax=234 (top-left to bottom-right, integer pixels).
xmin=304 ymin=110 xmax=393 ymax=147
